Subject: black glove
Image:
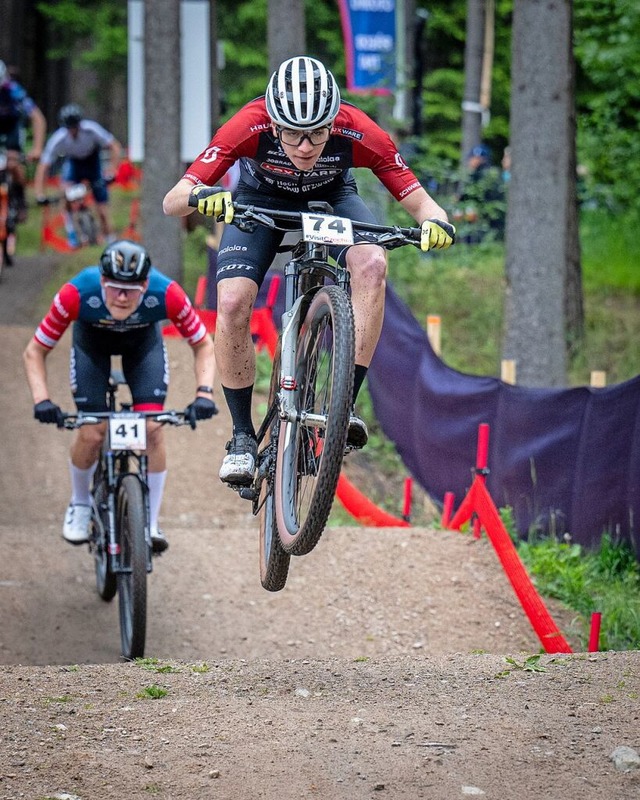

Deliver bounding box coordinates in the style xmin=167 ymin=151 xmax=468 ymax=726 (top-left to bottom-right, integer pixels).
xmin=184 ymin=396 xmax=218 ymax=429
xmin=34 ymin=399 xmax=64 ymax=426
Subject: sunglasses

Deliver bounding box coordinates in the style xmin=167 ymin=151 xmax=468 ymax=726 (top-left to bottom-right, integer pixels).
xmin=104 ymin=281 xmax=145 ymax=296
xmin=277 ymin=126 xmax=331 ymax=147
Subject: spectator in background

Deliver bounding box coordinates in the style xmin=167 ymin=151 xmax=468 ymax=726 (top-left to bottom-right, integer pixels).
xmin=454 ymin=143 xmax=506 ymax=243
xmin=501 ymin=145 xmax=511 ymax=184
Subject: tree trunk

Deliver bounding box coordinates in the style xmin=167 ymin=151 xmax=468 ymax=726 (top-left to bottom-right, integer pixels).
xmin=563 ymin=4 xmax=583 ymax=351
xmin=460 ymin=0 xmax=486 ymax=167
xmin=267 ymin=0 xmax=306 ymax=74
xmin=142 ymin=0 xmax=182 ymax=282
xmin=502 ymin=0 xmax=577 ymax=388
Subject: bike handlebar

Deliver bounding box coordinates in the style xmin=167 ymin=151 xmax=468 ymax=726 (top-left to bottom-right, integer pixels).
xmin=60 ymin=410 xmax=194 ymax=430
xmin=187 ymin=190 xmax=422 ymax=250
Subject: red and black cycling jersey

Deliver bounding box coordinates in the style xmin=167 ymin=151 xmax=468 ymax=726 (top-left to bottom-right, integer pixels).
xmin=183 ymin=97 xmax=422 ymax=202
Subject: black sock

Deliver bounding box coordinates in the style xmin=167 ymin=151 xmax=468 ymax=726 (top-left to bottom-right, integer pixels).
xmin=222 ymin=385 xmax=255 ymax=437
xmin=352 ymin=364 xmax=368 ymax=406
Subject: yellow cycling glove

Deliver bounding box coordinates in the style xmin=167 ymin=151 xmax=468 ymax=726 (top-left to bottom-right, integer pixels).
xmin=420 ymin=218 xmax=456 ymax=252
xmin=190 ymin=186 xmax=234 ymax=223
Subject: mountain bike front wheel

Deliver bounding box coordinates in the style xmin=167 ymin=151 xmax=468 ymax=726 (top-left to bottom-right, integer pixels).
xmin=92 ymin=476 xmax=116 ymax=602
xmin=258 ymin=344 xmax=291 ymax=591
xmin=116 ymin=474 xmax=148 ymax=659
xmin=76 ymin=208 xmax=99 ymax=245
xmin=275 ymin=285 xmax=355 ymax=556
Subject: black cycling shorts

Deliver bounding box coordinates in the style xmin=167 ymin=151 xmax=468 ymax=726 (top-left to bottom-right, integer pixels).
xmin=70 ymin=322 xmax=168 ymax=412
xmin=215 ymin=183 xmax=378 ymax=289
xmin=62 ymin=149 xmax=109 ymax=204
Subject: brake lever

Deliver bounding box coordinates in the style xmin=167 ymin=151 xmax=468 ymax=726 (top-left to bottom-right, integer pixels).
xmin=242 ymin=209 xmax=277 ymax=229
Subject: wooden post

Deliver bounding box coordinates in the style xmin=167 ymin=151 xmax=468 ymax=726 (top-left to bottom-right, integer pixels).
xmin=426 ymin=315 xmax=441 ymax=355
xmin=501 ymin=359 xmax=517 ymax=385
xmin=590 ymin=370 xmax=606 ymax=388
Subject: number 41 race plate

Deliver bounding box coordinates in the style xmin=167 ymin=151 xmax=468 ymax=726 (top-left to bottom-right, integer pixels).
xmin=301 ymin=212 xmax=354 ymax=246
xmin=109 ymin=413 xmax=147 ymax=450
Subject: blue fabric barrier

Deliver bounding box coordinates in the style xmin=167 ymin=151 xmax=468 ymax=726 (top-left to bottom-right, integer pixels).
xmin=368 ymin=285 xmax=640 ymax=556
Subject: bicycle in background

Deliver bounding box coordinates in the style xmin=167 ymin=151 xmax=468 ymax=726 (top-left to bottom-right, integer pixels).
xmin=189 ymin=196 xmax=422 ymax=592
xmin=0 ymin=148 xmax=24 ymax=276
xmin=62 ymin=369 xmax=200 ymax=659
xmin=63 ymin=181 xmax=99 ymax=247
xmin=38 ymin=176 xmax=114 ymax=249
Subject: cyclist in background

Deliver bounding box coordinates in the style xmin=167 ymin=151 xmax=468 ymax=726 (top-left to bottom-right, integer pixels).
xmin=23 ymin=240 xmax=218 ymax=552
xmin=33 ymin=104 xmax=121 ymax=243
xmin=163 ymin=55 xmax=455 ymax=487
xmin=0 ymin=59 xmax=47 ymax=225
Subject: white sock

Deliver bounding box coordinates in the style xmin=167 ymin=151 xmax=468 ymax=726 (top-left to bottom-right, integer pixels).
xmin=70 ymin=460 xmax=98 ymax=506
xmin=147 ymin=470 xmax=167 ymax=533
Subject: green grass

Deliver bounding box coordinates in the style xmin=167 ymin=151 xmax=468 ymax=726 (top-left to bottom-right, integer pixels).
xmin=517 ymin=532 xmax=640 ymax=652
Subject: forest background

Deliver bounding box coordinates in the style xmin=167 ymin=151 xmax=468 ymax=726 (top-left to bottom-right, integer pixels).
xmin=2 ymin=0 xmax=639 ymax=388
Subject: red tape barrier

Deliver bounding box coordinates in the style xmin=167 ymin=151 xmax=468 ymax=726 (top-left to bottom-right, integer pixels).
xmin=442 ymin=423 xmax=573 ymax=654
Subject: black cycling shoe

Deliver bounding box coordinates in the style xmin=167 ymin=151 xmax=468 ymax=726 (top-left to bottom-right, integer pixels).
xmin=346 ymin=414 xmax=368 ymax=450
xmin=151 ymin=528 xmax=169 ymax=554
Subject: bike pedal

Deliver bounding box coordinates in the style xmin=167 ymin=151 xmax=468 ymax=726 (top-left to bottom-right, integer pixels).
xmin=237 ymin=486 xmax=258 ymax=501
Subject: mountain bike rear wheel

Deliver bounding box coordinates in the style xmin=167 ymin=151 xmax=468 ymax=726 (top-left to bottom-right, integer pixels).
xmin=258 ymin=345 xmax=290 ymax=591
xmin=116 ymin=475 xmax=148 ymax=659
xmin=92 ymin=476 xmax=116 ymax=601
xmin=275 ymin=285 xmax=354 ymax=556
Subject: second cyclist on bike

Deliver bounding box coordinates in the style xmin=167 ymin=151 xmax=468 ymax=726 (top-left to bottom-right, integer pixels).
xmin=34 ymin=103 xmax=121 ymax=244
xmin=23 ymin=239 xmax=218 ymax=552
xmin=163 ymin=56 xmax=455 ymax=487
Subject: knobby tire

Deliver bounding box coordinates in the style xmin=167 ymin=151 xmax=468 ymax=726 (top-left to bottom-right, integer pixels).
xmin=77 ymin=208 xmax=98 ymax=246
xmin=275 ymin=285 xmax=354 ymax=556
xmin=258 ymin=344 xmax=290 ymax=591
xmin=92 ymin=475 xmax=116 ymax=601
xmin=117 ymin=475 xmax=148 ymax=659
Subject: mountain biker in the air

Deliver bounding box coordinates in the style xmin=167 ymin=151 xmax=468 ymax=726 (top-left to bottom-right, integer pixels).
xmin=163 ymin=55 xmax=455 ymax=487
xmin=23 ymin=240 xmax=218 ymax=552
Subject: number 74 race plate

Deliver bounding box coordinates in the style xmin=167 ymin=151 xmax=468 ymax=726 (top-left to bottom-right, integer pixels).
xmin=301 ymin=212 xmax=354 ymax=246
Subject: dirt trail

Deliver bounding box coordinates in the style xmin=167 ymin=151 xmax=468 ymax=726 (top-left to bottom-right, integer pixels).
xmin=0 ymin=259 xmax=638 ymax=798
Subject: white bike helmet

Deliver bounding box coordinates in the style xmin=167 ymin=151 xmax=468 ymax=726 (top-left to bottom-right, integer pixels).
xmin=265 ymin=56 xmax=340 ymax=130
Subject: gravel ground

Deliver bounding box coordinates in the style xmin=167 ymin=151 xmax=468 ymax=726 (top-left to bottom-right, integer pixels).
xmin=1 ymin=258 xmax=639 ymax=799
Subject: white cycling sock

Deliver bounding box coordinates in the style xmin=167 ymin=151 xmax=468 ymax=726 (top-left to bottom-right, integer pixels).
xmin=147 ymin=470 xmax=167 ymax=533
xmin=69 ymin=460 xmax=98 ymax=506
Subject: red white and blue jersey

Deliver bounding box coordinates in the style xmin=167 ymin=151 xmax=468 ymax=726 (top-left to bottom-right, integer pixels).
xmin=34 ymin=266 xmax=207 ymax=349
xmin=182 ymin=97 xmax=422 ymax=202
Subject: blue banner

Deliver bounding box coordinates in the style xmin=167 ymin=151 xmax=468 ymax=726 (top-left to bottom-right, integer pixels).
xmin=337 ymin=0 xmax=396 ymax=95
